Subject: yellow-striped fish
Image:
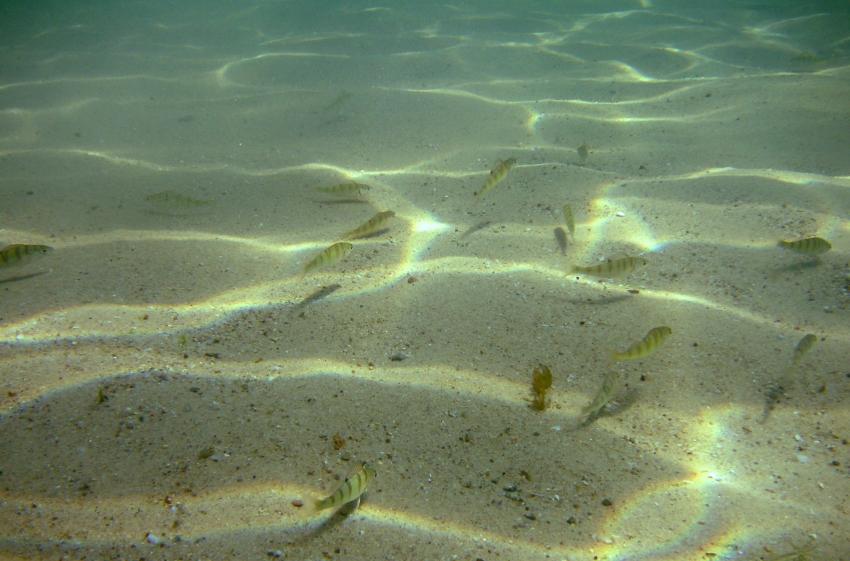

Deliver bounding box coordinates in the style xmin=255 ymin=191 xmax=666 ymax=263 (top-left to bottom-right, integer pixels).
xmin=0 ymin=244 xmax=53 ymax=268
xmin=778 ymin=236 xmax=831 ymax=255
xmin=571 ymin=256 xmax=647 ymax=277
xmin=792 ymin=333 xmax=817 ymax=365
xmin=315 ymin=463 xmax=376 ymax=511
xmin=613 ymin=326 xmax=672 ymax=361
xmin=475 ymin=158 xmax=516 ymax=198
xmin=563 ymin=204 xmax=575 ymax=237
xmin=759 ymin=380 xmax=785 ymax=424
xmin=342 ymin=210 xmax=395 ymax=240
xmin=302 ymin=242 xmax=353 ymax=274
xmin=317 ymin=183 xmax=371 ymax=197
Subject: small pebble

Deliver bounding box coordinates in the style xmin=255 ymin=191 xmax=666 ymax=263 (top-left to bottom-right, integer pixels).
xmin=291 ymin=499 xmax=304 ymax=508
xmin=145 ymin=532 xmax=161 ymax=545
xmin=267 ymin=549 xmax=284 ymax=558
xmin=615 ymin=211 xmax=625 ymax=217
xmin=601 ymin=498 xmax=613 ymax=506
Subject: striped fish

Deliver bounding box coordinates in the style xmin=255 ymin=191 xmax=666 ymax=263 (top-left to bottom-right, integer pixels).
xmin=563 ymin=204 xmax=575 ymax=237
xmin=778 ymin=236 xmax=831 ymax=255
xmin=302 ymin=241 xmax=353 ymax=274
xmin=315 ymin=463 xmax=376 ymax=511
xmin=0 ymin=244 xmax=53 ymax=268
xmin=613 ymin=326 xmax=672 ymax=361
xmin=572 ymin=256 xmax=647 ymax=277
xmin=317 ymin=183 xmax=371 ymax=197
xmin=475 ymin=158 xmax=516 ymax=198
xmin=759 ymin=381 xmax=785 ymax=424
xmin=792 ymin=333 xmax=817 ymax=365
xmin=342 ymin=210 xmax=395 ymax=240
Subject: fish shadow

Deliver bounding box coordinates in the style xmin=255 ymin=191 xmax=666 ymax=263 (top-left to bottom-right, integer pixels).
xmin=296 ymin=499 xmax=368 ymax=542
xmin=312 ymin=198 xmax=370 ymax=205
xmin=458 ymin=220 xmax=494 ymax=241
xmin=771 ymin=258 xmax=822 ymax=275
xmin=0 ymin=270 xmax=49 ymax=284
xmin=348 ymin=228 xmax=391 ymax=240
xmin=143 ymin=208 xmax=212 ymax=218
xmin=573 ymin=387 xmax=640 ymax=430
xmin=561 ymin=292 xmax=636 ymax=306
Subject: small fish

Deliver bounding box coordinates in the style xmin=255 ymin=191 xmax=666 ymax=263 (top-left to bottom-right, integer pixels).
xmin=760 ymin=334 xmax=818 ymax=422
xmin=315 ymin=463 xmax=376 ymax=511
xmin=302 ymin=242 xmax=353 ymax=274
xmin=778 ymin=236 xmax=831 ymax=255
xmin=613 ymin=326 xmax=672 ymax=361
xmin=792 ymin=333 xmax=817 ymax=365
xmin=317 ymin=183 xmax=371 ymax=197
xmin=577 ymin=143 xmax=589 ymax=164
xmin=563 ymin=204 xmax=575 ymax=237
xmin=475 ymin=158 xmax=517 ymax=198
xmin=759 ymin=381 xmax=785 ymax=423
xmin=554 ymin=227 xmax=568 ymax=255
xmin=581 ymin=371 xmax=621 ymax=422
xmin=342 ymin=210 xmax=395 ymax=240
xmin=145 ymin=190 xmax=211 ymax=207
xmin=0 ymin=244 xmax=53 ymax=268
xmin=571 ymin=256 xmax=647 ymax=277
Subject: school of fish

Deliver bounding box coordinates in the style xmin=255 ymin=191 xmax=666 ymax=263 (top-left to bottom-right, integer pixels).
xmin=5 ymin=150 xmax=836 ymax=531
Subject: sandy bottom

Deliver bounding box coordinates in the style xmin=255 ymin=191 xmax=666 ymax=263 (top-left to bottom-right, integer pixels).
xmin=1 ymin=1 xmax=849 ymax=560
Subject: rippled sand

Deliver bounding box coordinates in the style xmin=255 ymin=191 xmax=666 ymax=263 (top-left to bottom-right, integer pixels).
xmin=1 ymin=1 xmax=848 ymax=560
